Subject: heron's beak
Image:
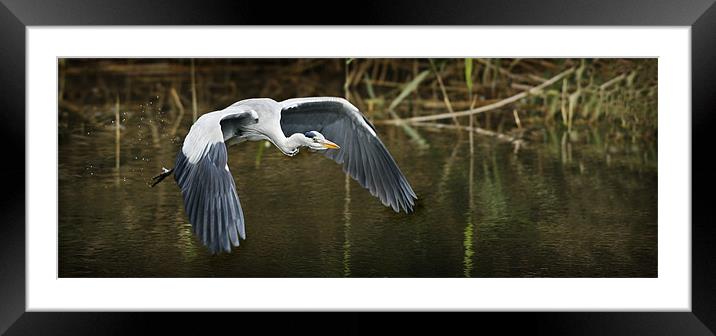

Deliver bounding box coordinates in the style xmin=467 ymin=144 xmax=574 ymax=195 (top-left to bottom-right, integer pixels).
xmin=319 ymin=139 xmax=340 ymax=149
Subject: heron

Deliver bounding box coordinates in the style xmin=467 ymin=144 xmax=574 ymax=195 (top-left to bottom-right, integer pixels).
xmin=151 ymin=97 xmax=417 ymax=254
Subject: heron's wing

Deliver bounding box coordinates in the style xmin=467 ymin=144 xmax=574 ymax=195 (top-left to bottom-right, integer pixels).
xmin=279 ymin=97 xmax=417 ymax=213
xmin=174 ymin=110 xmax=256 ymax=253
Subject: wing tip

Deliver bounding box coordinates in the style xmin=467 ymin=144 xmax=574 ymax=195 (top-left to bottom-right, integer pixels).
xmin=385 ymin=193 xmax=418 ymax=214
xmin=177 ymin=142 xmax=248 ymax=255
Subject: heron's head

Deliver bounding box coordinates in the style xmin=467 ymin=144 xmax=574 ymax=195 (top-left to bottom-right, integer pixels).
xmin=302 ymin=131 xmax=340 ymax=151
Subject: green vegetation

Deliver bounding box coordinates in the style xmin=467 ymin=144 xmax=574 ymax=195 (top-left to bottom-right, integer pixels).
xmin=57 ymin=58 xmax=657 ymax=277
xmin=59 ymin=58 xmax=656 ymax=153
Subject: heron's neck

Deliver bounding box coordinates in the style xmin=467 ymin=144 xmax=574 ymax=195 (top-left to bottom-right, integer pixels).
xmin=275 ymin=133 xmax=305 ymax=156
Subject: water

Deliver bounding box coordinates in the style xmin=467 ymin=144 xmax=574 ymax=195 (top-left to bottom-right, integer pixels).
xmin=59 ymin=123 xmax=657 ymax=277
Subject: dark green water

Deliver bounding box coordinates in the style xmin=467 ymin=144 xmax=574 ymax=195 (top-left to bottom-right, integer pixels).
xmin=59 ymin=122 xmax=657 ymax=277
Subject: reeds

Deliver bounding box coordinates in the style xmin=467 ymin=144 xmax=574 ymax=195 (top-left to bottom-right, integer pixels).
xmin=114 ymin=95 xmax=121 ymax=183
xmin=59 ymin=58 xmax=657 ymax=150
xmin=190 ymin=59 xmax=198 ymax=122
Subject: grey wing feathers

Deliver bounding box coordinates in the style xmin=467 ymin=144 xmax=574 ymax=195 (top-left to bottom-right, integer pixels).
xmin=279 ymin=97 xmax=417 ymax=213
xmin=174 ymin=143 xmax=245 ymax=254
xmin=174 ymin=110 xmax=255 ymax=254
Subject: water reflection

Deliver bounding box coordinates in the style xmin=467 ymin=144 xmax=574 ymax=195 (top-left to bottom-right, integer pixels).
xmin=463 ymin=152 xmax=475 ymax=278
xmin=59 ymin=123 xmax=657 ymax=277
xmin=343 ymin=174 xmax=352 ymax=277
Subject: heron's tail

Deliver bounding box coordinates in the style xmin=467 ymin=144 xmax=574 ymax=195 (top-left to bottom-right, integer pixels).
xmin=149 ymin=167 xmax=174 ymax=187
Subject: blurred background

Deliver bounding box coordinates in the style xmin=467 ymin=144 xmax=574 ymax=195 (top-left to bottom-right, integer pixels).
xmin=58 ymin=58 xmax=657 ymax=277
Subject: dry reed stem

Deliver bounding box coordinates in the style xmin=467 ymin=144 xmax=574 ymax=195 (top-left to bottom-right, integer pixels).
xmin=429 ymin=60 xmax=461 ymax=126
xmin=475 ymin=58 xmax=540 ymax=84
xmin=381 ymin=67 xmax=576 ymax=125
xmin=513 ymin=109 xmax=522 ymax=129
xmin=600 ymin=73 xmax=626 ymax=90
xmin=560 ymin=78 xmax=568 ymax=126
xmin=169 ymin=88 xmax=186 ymax=136
xmin=190 ymin=59 xmax=198 ymax=122
xmin=468 ymin=96 xmax=477 ymax=155
xmin=410 ymin=121 xmax=525 ymax=145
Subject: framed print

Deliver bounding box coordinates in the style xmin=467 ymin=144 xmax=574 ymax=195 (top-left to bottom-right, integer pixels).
xmin=1 ymin=0 xmax=714 ymax=334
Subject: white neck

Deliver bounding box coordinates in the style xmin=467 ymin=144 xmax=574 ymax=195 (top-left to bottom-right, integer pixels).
xmin=274 ymin=133 xmax=306 ymax=156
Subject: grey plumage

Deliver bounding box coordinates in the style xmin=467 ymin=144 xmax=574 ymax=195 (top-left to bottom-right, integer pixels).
xmin=169 ymin=97 xmax=417 ymax=254
xmin=173 ymin=110 xmax=256 ymax=254
xmin=174 ymin=143 xmax=245 ymax=253
xmin=280 ymin=97 xmax=417 ymax=213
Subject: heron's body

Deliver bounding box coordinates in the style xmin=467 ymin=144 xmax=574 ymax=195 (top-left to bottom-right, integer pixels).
xmin=160 ymin=97 xmax=417 ymax=254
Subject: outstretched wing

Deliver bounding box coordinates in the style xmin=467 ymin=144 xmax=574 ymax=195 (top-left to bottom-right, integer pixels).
xmin=174 ymin=109 xmax=257 ymax=254
xmin=279 ymin=97 xmax=417 ymax=213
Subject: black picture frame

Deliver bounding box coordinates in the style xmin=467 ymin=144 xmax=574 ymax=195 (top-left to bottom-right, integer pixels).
xmin=1 ymin=0 xmax=713 ymax=334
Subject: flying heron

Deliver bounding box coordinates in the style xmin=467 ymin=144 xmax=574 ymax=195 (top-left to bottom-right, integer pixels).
xmin=152 ymin=97 xmax=417 ymax=253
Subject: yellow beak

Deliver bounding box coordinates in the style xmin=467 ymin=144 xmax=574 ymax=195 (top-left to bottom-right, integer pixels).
xmin=320 ymin=139 xmax=340 ymax=149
